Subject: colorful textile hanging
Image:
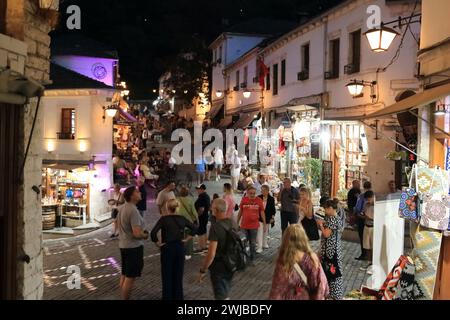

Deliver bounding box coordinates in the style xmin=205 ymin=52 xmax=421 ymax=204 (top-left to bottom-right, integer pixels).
xmin=416 ymin=166 xmax=449 ymax=195
xmin=378 ymin=255 xmax=409 ymax=300
xmin=411 ymin=225 xmax=443 ymax=300
xmin=393 ymin=257 xmax=421 ymax=300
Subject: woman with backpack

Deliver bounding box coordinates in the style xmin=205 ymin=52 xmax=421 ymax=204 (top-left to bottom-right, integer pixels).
xmin=151 ymin=199 xmax=197 ymax=300
xmin=269 ymin=224 xmax=329 ymax=300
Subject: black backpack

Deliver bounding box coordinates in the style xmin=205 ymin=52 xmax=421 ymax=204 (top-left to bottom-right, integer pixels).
xmin=218 ymin=223 xmax=249 ymax=273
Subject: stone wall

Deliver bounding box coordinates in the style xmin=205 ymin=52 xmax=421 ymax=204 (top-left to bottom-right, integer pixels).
xmin=2 ymin=0 xmax=58 ymax=299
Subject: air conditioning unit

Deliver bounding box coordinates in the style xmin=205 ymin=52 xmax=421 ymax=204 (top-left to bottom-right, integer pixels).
xmin=240 ymin=82 xmax=247 ymax=89
xmin=324 ymin=71 xmax=338 ymax=80
xmin=297 ymin=70 xmax=309 ymax=81
xmin=344 ymin=64 xmax=359 ymax=75
xmin=252 ymin=77 xmax=258 ymax=83
xmin=233 ymin=86 xmax=240 ymax=91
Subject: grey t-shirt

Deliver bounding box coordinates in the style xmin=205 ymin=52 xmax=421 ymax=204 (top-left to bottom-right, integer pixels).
xmin=118 ymin=202 xmax=146 ymax=249
xmin=280 ymin=187 xmax=299 ymax=214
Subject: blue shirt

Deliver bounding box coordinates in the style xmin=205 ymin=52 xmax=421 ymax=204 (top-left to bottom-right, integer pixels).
xmin=196 ymin=159 xmax=206 ymax=173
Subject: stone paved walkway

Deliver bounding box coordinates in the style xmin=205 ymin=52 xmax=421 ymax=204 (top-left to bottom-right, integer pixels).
xmin=43 ymin=173 xmax=369 ymax=300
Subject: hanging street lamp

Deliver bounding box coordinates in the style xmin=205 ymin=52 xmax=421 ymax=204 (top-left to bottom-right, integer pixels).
xmin=364 ymin=25 xmax=399 ymax=52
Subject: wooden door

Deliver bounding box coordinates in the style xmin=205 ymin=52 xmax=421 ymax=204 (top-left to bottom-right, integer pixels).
xmin=0 ymin=103 xmax=21 ymax=299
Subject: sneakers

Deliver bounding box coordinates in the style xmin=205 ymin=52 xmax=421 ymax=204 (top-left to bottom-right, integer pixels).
xmin=263 ymin=245 xmax=269 ymax=249
xmin=359 ymin=264 xmax=372 ymax=272
xmin=185 ymin=255 xmax=192 ymax=261
xmin=110 ymin=234 xmax=118 ymax=239
xmin=256 ymin=249 xmax=263 ymax=254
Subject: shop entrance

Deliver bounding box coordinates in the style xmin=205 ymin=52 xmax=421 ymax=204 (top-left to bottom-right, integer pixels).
xmin=0 ymin=103 xmax=21 ymax=299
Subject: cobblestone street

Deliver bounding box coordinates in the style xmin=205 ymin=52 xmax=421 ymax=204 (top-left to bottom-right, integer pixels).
xmin=43 ymin=174 xmax=369 ymax=300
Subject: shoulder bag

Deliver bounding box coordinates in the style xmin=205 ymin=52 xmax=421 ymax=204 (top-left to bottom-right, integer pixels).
xmin=420 ymin=167 xmax=450 ymax=231
xmin=321 ymin=230 xmax=342 ymax=280
xmin=398 ymin=164 xmax=421 ymax=222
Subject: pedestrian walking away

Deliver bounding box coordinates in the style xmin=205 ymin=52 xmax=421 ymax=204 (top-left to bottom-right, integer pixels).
xmin=151 ymin=199 xmax=197 ymax=300
xmin=269 ymin=224 xmax=329 ymax=300
xmin=195 ymin=184 xmax=211 ymax=252
xmin=177 ymin=186 xmax=199 ymax=260
xmin=136 ymin=177 xmax=147 ymax=217
xmin=198 ymin=198 xmax=235 ymax=300
xmin=117 ymin=186 xmax=149 ymax=300
xmin=353 ymin=181 xmax=372 ymax=261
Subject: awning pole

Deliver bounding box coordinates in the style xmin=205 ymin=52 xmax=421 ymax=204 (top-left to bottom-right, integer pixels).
xmin=409 ymin=110 xmax=450 ymax=139
xmin=360 ymin=120 xmax=429 ymax=165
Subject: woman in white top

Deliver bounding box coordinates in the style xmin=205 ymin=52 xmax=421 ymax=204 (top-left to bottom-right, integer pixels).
xmin=214 ymin=147 xmax=224 ymax=181
xmin=230 ymin=150 xmax=241 ymax=192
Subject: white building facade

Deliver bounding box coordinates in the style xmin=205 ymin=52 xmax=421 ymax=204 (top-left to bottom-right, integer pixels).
xmin=212 ymin=0 xmax=421 ymax=196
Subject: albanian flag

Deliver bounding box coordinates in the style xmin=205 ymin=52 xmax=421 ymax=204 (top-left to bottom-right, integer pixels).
xmin=258 ymin=57 xmax=269 ymax=89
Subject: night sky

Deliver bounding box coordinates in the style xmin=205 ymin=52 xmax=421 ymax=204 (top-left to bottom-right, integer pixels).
xmin=56 ymin=0 xmax=343 ymax=99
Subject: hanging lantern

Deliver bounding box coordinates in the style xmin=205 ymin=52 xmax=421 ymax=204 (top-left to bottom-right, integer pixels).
xmin=346 ymin=80 xmax=365 ymax=97
xmin=364 ymin=25 xmax=399 ymax=52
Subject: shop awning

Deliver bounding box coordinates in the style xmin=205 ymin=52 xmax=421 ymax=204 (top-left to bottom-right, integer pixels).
xmin=43 ymin=159 xmax=107 ymax=170
xmin=270 ymin=114 xmax=291 ymax=129
xmin=232 ymin=111 xmax=260 ymax=129
xmin=341 ymin=82 xmax=450 ymax=121
xmin=117 ymin=108 xmax=138 ymax=123
xmin=217 ymin=116 xmax=233 ymax=129
xmin=207 ymin=104 xmax=224 ymax=120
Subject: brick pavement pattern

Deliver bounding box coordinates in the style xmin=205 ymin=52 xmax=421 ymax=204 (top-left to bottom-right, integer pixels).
xmin=43 ymin=174 xmax=369 ymax=300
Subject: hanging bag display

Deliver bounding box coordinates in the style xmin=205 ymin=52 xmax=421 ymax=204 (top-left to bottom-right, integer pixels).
xmin=398 ymin=164 xmax=420 ymax=222
xmin=420 ymin=167 xmax=450 ymax=231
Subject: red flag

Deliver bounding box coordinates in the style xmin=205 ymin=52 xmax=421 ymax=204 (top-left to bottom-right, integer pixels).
xmin=258 ymin=58 xmax=269 ymax=89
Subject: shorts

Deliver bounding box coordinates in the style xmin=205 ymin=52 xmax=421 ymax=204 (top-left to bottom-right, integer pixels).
xmin=207 ymin=164 xmax=215 ymax=171
xmin=111 ymin=208 xmax=119 ymax=219
xmin=215 ymin=163 xmax=223 ymax=169
xmin=363 ymin=226 xmax=374 ymax=250
xmin=120 ymin=246 xmax=144 ymax=278
xmin=210 ymin=270 xmax=233 ymax=300
xmin=197 ymin=212 xmax=209 ymax=236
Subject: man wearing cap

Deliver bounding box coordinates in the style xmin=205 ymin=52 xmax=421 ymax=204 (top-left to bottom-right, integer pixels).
xmin=195 ymin=184 xmax=211 ymax=252
xmin=156 ymin=181 xmax=176 ymax=215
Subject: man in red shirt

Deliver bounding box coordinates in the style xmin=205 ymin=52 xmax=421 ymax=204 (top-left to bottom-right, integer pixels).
xmin=238 ymin=185 xmax=266 ymax=264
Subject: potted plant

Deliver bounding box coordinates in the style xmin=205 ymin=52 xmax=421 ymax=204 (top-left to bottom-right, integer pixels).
xmin=385 ymin=151 xmax=406 ymax=161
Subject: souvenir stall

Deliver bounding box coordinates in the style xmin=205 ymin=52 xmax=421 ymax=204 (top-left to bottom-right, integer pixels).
xmin=41 ymin=166 xmax=91 ymax=230
xmin=328 ymin=123 xmax=369 ymax=198
xmin=346 ymin=165 xmax=450 ymax=300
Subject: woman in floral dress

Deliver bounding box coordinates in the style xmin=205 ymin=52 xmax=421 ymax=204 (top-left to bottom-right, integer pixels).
xmin=317 ymin=199 xmax=344 ymax=300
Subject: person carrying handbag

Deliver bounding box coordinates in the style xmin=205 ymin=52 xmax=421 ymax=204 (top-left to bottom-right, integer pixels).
xmin=269 ymin=224 xmax=329 ymax=300
xmin=317 ymin=199 xmax=344 ymax=300
xmin=177 ymin=187 xmax=199 ymax=260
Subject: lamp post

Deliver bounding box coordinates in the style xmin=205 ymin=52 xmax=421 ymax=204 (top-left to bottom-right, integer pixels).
xmin=345 ymin=80 xmax=377 ymax=100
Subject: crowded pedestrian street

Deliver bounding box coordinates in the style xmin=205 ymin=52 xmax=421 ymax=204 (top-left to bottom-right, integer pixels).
xmin=2 ymin=0 xmax=450 ymax=310
xmin=43 ymin=165 xmax=369 ymax=300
